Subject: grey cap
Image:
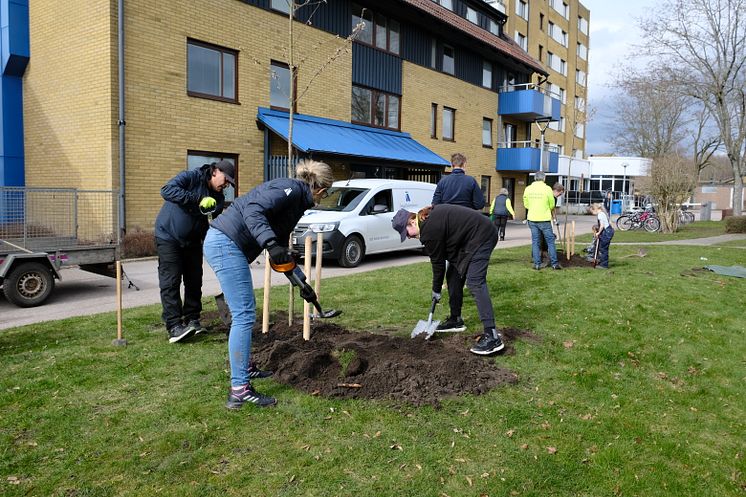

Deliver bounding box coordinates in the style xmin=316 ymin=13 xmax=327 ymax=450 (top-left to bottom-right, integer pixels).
xmin=392 ymin=208 xmax=413 ymax=242
xmin=214 ymin=160 xmax=235 ymax=186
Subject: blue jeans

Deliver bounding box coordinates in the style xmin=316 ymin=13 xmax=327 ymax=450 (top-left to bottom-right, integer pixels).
xmin=203 ymin=228 xmax=255 ymax=387
xmin=597 ymin=226 xmax=614 ymax=268
xmin=528 ymin=221 xmax=558 ymax=267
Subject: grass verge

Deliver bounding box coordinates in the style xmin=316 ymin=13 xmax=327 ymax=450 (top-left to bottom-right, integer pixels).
xmin=1 ymin=242 xmax=745 ymax=496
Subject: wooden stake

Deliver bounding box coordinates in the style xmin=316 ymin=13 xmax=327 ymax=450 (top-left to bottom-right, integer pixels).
xmin=571 ymin=221 xmax=576 ymax=257
xmin=112 ymin=261 xmax=127 ymax=346
xmin=262 ymin=251 xmax=271 ymax=333
xmin=303 ymin=235 xmax=313 ymax=340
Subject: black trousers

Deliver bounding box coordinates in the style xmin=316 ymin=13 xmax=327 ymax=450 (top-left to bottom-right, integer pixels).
xmin=156 ymin=237 xmax=203 ymax=329
xmin=445 ymin=228 xmax=498 ymax=330
xmin=493 ymin=215 xmax=508 ymax=240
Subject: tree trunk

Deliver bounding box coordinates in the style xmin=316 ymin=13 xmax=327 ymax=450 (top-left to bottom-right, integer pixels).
xmin=733 ymin=172 xmax=744 ymax=216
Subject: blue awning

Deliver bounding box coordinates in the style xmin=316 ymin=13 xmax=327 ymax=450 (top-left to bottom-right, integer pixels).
xmin=257 ymin=107 xmax=449 ymax=167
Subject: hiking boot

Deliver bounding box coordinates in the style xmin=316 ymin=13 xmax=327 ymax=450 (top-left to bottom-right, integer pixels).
xmin=436 ymin=316 xmax=466 ymax=333
xmin=248 ymin=361 xmax=274 ymax=379
xmin=168 ymin=323 xmax=195 ymax=343
xmin=470 ymin=329 xmax=505 ymax=356
xmin=226 ymin=383 xmax=277 ymax=409
xmin=185 ymin=319 xmax=206 ymax=335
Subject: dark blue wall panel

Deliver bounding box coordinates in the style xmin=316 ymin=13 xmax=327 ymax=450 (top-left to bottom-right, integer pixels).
xmin=454 ymin=47 xmax=481 ymax=87
xmin=352 ymin=43 xmax=402 ymax=95
xmin=296 ymin=0 xmax=350 ymax=35
xmin=0 ymin=0 xmax=29 ymax=187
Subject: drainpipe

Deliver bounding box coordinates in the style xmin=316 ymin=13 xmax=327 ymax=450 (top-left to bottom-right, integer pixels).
xmin=117 ymin=0 xmax=126 ymax=239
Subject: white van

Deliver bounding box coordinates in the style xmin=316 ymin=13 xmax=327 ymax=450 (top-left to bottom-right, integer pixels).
xmin=292 ymin=179 xmax=436 ymax=267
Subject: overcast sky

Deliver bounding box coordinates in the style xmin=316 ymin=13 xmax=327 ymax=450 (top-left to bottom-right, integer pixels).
xmin=584 ymin=0 xmax=653 ymax=155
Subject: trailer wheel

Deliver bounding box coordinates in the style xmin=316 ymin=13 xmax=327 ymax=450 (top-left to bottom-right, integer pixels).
xmin=3 ymin=262 xmax=55 ymax=307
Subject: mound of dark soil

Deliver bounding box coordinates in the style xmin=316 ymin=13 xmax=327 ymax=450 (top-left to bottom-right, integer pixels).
xmin=555 ymin=251 xmax=597 ymax=268
xmin=241 ymin=318 xmax=539 ymax=407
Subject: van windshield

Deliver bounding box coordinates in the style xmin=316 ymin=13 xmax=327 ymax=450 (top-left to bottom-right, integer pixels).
xmin=315 ymin=187 xmax=369 ymax=212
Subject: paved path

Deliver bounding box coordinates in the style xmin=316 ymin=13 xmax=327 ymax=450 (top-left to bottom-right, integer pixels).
xmin=0 ymin=215 xmax=597 ymax=330
xmin=615 ymin=234 xmax=746 ymax=246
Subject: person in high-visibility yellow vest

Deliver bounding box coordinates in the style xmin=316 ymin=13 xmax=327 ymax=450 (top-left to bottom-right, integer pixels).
xmin=523 ymin=171 xmax=561 ymax=270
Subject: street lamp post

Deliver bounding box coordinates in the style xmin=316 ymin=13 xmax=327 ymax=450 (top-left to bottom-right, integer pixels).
xmin=622 ymin=162 xmax=628 ymax=210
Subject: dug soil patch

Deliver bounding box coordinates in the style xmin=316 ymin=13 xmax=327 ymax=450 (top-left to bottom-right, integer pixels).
xmin=241 ymin=317 xmax=540 ymax=407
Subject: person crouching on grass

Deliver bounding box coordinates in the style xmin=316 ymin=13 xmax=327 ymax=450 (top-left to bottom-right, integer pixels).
xmin=589 ymin=203 xmax=614 ymax=269
xmin=391 ymin=204 xmax=504 ymax=355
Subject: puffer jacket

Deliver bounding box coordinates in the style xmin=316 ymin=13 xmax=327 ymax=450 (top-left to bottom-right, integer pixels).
xmin=431 ymin=169 xmax=485 ymax=210
xmin=155 ymin=164 xmax=225 ymax=246
xmin=210 ymin=178 xmax=314 ymax=262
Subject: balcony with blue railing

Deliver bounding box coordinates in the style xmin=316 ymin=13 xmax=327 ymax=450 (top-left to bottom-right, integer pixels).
xmin=496 ymin=141 xmax=559 ymax=173
xmin=498 ymin=83 xmax=561 ymax=122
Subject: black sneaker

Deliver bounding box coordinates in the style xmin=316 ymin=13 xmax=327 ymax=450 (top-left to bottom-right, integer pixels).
xmin=185 ymin=319 xmax=206 ymax=335
xmin=436 ymin=316 xmax=466 ymax=332
xmin=248 ymin=361 xmax=274 ymax=379
xmin=168 ymin=323 xmax=195 ymax=343
xmin=470 ymin=330 xmax=505 ymax=356
xmin=226 ymin=383 xmax=277 ymax=409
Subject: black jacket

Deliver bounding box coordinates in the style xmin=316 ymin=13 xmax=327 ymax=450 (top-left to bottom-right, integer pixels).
xmin=431 ymin=168 xmax=485 ymax=210
xmin=155 ymin=165 xmax=225 ymax=246
xmin=419 ymin=204 xmax=496 ymax=292
xmin=210 ymin=178 xmax=314 ymax=261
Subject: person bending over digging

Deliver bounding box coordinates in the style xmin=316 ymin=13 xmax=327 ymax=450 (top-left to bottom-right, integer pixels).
xmin=391 ymin=204 xmax=504 ymax=356
xmin=589 ymin=202 xmax=614 ymax=269
xmin=203 ymin=159 xmax=334 ymax=409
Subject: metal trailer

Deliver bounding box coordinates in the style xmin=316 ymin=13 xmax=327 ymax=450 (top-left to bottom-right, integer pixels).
xmin=0 ymin=187 xmax=120 ymax=307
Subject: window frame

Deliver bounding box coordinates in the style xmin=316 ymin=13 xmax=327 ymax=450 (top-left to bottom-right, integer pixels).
xmin=351 ymin=85 xmax=401 ymax=131
xmin=442 ymin=44 xmax=455 ymax=75
xmin=186 ymin=38 xmax=239 ymax=104
xmin=442 ymin=106 xmax=455 ymax=142
xmin=516 ymin=0 xmax=528 ymax=20
xmin=269 ymin=60 xmax=296 ymax=112
xmin=482 ymin=118 xmax=493 ymax=148
xmin=430 ymin=103 xmax=438 ymax=138
xmin=270 ymin=0 xmax=290 ymax=14
xmin=466 ymin=6 xmax=478 ymax=24
xmin=482 ymin=60 xmax=493 ymax=89
xmin=352 ymin=4 xmax=400 ymax=55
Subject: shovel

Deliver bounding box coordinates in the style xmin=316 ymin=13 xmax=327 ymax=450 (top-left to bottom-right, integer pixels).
xmin=411 ymin=297 xmax=440 ymax=339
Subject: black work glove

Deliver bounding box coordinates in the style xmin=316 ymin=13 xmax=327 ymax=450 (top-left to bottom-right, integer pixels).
xmin=299 ymin=282 xmax=317 ymax=303
xmin=266 ymin=240 xmax=291 ymax=265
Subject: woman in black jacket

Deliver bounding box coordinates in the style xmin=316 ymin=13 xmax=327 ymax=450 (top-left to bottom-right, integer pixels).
xmin=391 ymin=204 xmax=504 ymax=355
xmin=203 ymin=160 xmax=333 ymax=409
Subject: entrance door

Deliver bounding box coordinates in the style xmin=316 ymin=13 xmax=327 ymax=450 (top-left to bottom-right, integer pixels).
xmin=503 ymin=177 xmax=516 ymax=207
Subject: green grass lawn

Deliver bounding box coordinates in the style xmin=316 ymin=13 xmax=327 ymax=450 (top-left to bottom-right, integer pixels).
xmin=1 ymin=239 xmax=745 ymax=496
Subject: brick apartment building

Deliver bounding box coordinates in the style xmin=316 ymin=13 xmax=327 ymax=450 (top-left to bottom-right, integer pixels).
xmin=1 ymin=0 xmax=590 ymax=231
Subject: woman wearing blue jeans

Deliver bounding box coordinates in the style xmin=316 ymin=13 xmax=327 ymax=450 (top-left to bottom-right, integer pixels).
xmin=203 ymin=160 xmax=333 ymax=409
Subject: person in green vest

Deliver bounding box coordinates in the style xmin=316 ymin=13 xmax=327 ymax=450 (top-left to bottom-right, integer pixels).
xmin=489 ymin=188 xmax=515 ymax=242
xmin=523 ymin=171 xmax=561 ymax=270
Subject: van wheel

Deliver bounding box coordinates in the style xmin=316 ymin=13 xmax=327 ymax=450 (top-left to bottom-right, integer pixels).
xmin=338 ymin=235 xmax=364 ymax=268
xmin=3 ymin=262 xmax=55 ymax=307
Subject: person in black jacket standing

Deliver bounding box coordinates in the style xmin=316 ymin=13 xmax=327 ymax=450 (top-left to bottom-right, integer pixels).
xmin=392 ymin=204 xmax=504 ymax=356
xmin=203 ymin=159 xmax=333 ymax=409
xmin=155 ymin=160 xmax=234 ymax=344
xmin=431 ymin=153 xmax=485 ymax=210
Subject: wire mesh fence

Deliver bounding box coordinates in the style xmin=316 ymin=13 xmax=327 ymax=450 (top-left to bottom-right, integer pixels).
xmin=0 ymin=187 xmax=119 ymax=253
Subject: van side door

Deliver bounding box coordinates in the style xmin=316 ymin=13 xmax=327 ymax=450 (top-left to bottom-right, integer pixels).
xmin=360 ymin=188 xmax=395 ymax=254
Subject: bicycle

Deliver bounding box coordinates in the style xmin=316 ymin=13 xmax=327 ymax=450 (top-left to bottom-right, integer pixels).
xmin=616 ymin=209 xmax=661 ymax=232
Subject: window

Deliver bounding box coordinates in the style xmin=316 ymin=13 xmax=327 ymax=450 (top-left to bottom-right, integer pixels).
xmin=466 ymin=7 xmax=478 ymax=23
xmin=442 ymin=45 xmax=455 ymax=75
xmin=482 ymin=61 xmax=492 ymax=88
xmin=575 ymin=95 xmax=585 ymax=110
xmin=187 ymin=39 xmax=237 ymax=102
xmin=430 ymin=38 xmax=437 ymax=68
xmin=549 ymin=83 xmax=565 ymax=104
xmin=352 ymin=5 xmax=399 ymax=54
xmin=547 ymin=52 xmax=566 ymax=75
xmin=351 ymin=85 xmax=400 ymax=130
xmin=269 ymin=61 xmax=293 ymax=110
xmin=577 ymin=42 xmax=587 ymax=60
xmin=550 ymin=0 xmax=569 ymax=19
xmin=514 ymin=31 xmax=527 ymax=51
xmin=482 ymin=118 xmax=493 ymax=147
xmin=539 ymin=13 xmax=544 ymax=31
xmin=504 ymin=123 xmax=515 ymax=147
xmin=488 ymin=19 xmax=499 ymax=35
xmin=549 ymin=116 xmax=565 ymax=132
xmin=442 ymin=107 xmax=455 ymax=141
xmin=576 ymin=69 xmax=586 ymax=86
xmin=270 ymin=0 xmax=290 ymax=14
xmin=516 ymin=0 xmax=528 ymax=20
xmin=480 ymin=176 xmax=491 ymax=206
xmin=538 ymin=44 xmax=544 ymax=62
xmin=430 ymin=103 xmax=438 ymax=138
xmin=439 ymin=0 xmax=453 ymax=10
xmin=188 ymin=152 xmax=237 ymax=201
xmin=548 ymin=22 xmax=567 ymax=47
xmin=578 ymin=16 xmax=589 ymax=35
xmin=575 ymin=123 xmax=585 ymax=138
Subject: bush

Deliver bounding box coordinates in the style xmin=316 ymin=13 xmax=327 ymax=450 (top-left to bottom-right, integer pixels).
xmin=122 ymin=227 xmax=156 ymax=258
xmin=724 ymin=215 xmax=746 ymax=233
